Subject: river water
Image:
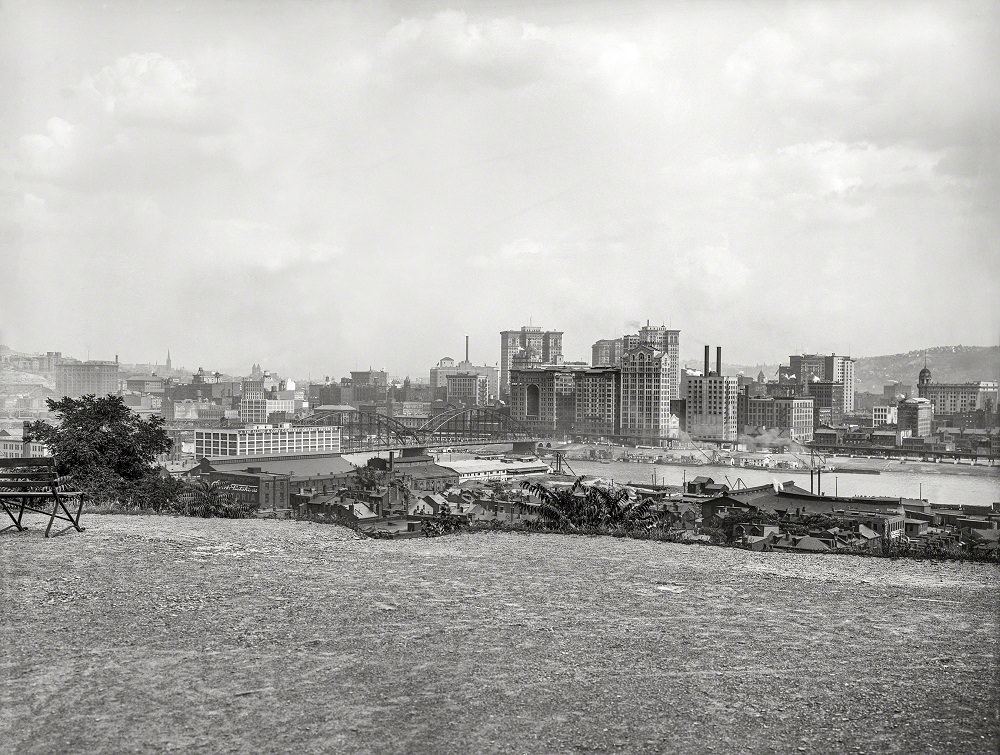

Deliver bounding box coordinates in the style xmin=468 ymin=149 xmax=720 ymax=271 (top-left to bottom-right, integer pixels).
xmin=560 ymin=457 xmax=1000 ymax=507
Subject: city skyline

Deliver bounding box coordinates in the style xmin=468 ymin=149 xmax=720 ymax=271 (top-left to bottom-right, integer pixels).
xmin=3 ymin=1 xmax=998 ymax=378
xmin=2 ymin=336 xmax=997 ymax=385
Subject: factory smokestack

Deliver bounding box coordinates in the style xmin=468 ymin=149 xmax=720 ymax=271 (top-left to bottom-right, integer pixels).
xmin=465 ymin=335 xmax=469 ymax=363
xmin=716 ymin=347 xmax=722 ymax=376
xmin=704 ymin=345 xmax=710 ymax=377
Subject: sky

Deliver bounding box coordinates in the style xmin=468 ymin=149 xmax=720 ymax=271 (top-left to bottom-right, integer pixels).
xmin=2 ymin=0 xmax=998 ymax=379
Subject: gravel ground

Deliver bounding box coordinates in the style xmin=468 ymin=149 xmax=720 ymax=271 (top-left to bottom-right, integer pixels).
xmin=2 ymin=514 xmax=998 ymax=754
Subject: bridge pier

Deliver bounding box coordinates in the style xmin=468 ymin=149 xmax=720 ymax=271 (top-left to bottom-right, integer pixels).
xmin=512 ymin=440 xmax=540 ymax=455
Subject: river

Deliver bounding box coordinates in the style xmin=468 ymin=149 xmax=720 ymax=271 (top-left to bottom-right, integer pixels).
xmin=559 ymin=457 xmax=999 ymax=507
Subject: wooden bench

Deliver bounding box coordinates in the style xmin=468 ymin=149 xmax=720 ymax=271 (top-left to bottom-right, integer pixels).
xmin=0 ymin=457 xmax=85 ymax=538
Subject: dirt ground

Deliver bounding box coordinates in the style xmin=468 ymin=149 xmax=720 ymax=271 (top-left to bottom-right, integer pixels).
xmin=2 ymin=514 xmax=998 ymax=754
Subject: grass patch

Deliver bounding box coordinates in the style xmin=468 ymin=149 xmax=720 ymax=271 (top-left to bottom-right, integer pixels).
xmin=2 ymin=513 xmax=998 ymax=753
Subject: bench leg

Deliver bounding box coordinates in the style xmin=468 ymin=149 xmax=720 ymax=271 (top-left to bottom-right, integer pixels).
xmin=44 ymin=494 xmax=58 ymax=538
xmin=0 ymin=499 xmax=26 ymax=533
xmin=45 ymin=494 xmax=86 ymax=538
xmin=66 ymin=495 xmax=85 ymax=531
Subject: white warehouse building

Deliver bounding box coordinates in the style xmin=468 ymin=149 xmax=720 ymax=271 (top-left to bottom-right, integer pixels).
xmin=195 ymin=424 xmax=341 ymax=458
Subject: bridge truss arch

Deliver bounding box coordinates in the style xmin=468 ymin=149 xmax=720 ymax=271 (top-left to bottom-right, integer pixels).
xmin=297 ymin=408 xmax=421 ymax=452
xmin=413 ymin=406 xmax=534 ymax=445
xmin=296 ymin=405 xmax=535 ymax=451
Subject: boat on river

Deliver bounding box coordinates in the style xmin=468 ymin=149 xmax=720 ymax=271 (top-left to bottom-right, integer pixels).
xmin=655 ymin=455 xmax=707 ymax=467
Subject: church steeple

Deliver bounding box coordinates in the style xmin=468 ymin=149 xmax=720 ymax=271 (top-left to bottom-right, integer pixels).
xmin=166 ymin=349 xmax=172 ymax=370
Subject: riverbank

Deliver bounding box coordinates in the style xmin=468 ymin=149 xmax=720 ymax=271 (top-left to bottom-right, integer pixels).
xmin=548 ymin=442 xmax=999 ymax=477
xmin=2 ymin=514 xmax=997 ymax=753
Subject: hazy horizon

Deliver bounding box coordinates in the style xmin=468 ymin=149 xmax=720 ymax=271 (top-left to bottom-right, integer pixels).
xmin=3 ymin=1 xmax=998 ymax=378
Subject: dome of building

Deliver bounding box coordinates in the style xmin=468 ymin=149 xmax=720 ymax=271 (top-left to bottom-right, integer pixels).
xmin=918 ymin=366 xmax=931 ymax=383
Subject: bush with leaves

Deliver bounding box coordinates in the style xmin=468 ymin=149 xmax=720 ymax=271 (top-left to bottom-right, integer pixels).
xmin=25 ymin=394 xmax=177 ymax=511
xmin=423 ymin=501 xmax=468 ymax=537
xmin=519 ymin=478 xmax=655 ymax=533
xmin=704 ymin=509 xmax=778 ymax=544
xmin=353 ymin=464 xmax=387 ymax=491
xmin=178 ymin=478 xmax=258 ymax=519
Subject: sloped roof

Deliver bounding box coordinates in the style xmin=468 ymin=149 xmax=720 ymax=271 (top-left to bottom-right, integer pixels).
xmin=207 ymin=454 xmax=356 ymax=477
xmin=402 ymin=464 xmax=458 ymax=480
xmin=857 ymin=524 xmax=881 ymax=539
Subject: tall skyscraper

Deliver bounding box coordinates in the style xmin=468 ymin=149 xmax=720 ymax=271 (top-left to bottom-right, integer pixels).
xmin=500 ymin=326 xmax=563 ymax=398
xmin=592 ymin=324 xmax=679 ymax=397
xmin=573 ymin=367 xmax=621 ymax=438
xmin=619 ymin=344 xmax=680 ymax=445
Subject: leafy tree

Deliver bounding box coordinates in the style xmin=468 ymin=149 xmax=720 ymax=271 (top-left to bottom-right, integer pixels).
xmin=25 ymin=394 xmax=174 ymax=507
xmin=353 ymin=463 xmax=387 ymax=491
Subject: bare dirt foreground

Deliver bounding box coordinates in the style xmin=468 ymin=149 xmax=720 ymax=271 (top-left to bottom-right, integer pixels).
xmin=2 ymin=515 xmax=998 ymax=754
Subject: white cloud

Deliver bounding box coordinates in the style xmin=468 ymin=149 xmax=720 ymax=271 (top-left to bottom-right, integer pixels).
xmin=81 ymin=53 xmax=229 ymax=132
xmin=15 ymin=117 xmax=79 ymax=180
xmin=376 ymin=10 xmax=661 ymax=98
xmin=702 ymin=140 xmax=948 ymax=225
xmin=1 ymin=2 xmax=996 ymax=373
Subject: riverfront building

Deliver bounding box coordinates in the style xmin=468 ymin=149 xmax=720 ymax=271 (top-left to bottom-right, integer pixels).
xmin=873 ymin=405 xmax=898 ymax=427
xmin=917 ymin=366 xmax=998 ymax=416
xmin=509 ymin=365 xmax=577 ymax=436
xmin=742 ymin=396 xmax=815 ymax=443
xmin=803 ymin=380 xmax=849 ymax=427
xmin=500 ymin=326 xmax=563 ymax=397
xmin=194 ymin=424 xmax=341 ymax=458
xmin=685 ymin=346 xmax=739 ymax=443
xmin=620 ymin=345 xmax=679 ymax=445
xmin=573 ymin=367 xmax=621 ymax=438
xmin=897 ymin=397 xmax=933 ymax=438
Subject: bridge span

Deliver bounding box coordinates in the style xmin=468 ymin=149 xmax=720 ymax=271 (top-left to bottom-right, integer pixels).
xmin=296 ymin=405 xmax=542 ymax=454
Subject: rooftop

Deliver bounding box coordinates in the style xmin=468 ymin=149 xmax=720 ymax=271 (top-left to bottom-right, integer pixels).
xmin=202 ymin=454 xmax=356 ymax=477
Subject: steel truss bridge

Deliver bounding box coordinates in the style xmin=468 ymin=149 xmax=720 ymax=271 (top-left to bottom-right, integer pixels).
xmin=296 ymin=406 xmax=537 ymax=453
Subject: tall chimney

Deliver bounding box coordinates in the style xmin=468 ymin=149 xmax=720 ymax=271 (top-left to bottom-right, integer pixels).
xmin=465 ymin=335 xmax=469 ymax=363
xmin=716 ymin=347 xmax=722 ymax=377
xmin=704 ymin=345 xmax=710 ymax=377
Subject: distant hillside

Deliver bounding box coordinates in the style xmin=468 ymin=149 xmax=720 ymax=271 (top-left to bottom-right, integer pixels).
xmin=853 ymin=346 xmax=999 ymax=393
xmin=0 ymin=365 xmax=52 ymax=388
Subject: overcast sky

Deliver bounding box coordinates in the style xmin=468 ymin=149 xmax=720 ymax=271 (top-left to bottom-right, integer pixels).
xmin=2 ymin=0 xmax=997 ymax=379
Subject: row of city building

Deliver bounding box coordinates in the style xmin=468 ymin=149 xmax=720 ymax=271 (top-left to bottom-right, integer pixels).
xmin=506 ymin=322 xmax=850 ymax=444
xmin=3 ymin=328 xmax=996 ymax=454
xmin=506 ymin=322 xmax=997 ymax=449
